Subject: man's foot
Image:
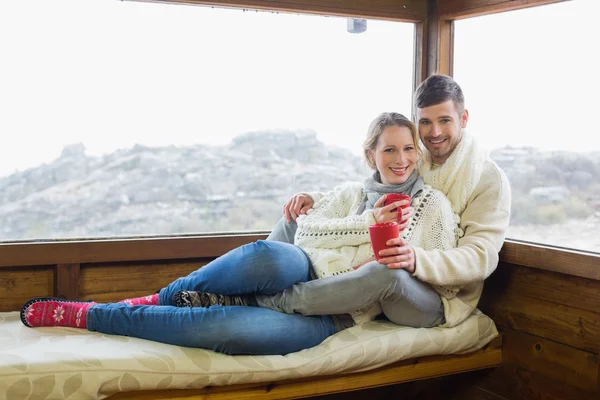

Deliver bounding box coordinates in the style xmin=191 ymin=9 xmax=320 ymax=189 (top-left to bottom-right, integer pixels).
xmin=174 ymin=290 xmax=251 ymax=308
xmin=21 ymin=297 xmax=95 ymax=328
xmin=119 ymin=293 xmax=159 ymax=306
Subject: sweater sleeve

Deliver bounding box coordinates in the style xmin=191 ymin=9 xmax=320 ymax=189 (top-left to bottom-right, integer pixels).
xmin=296 ymin=190 xmax=326 ymax=205
xmin=413 ymin=162 xmax=511 ymax=287
xmin=295 ymin=182 xmax=377 ymax=249
xmin=419 ymin=191 xmax=459 ymax=252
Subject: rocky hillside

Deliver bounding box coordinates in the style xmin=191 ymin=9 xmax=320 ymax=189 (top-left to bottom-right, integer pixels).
xmin=0 ymin=131 xmax=367 ymax=240
xmin=1 ymin=131 xmax=599 ymax=245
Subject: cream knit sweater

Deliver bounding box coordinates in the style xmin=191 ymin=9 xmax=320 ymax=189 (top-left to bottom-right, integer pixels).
xmin=295 ymin=182 xmax=460 ymax=324
xmin=415 ymin=131 xmax=512 ymax=328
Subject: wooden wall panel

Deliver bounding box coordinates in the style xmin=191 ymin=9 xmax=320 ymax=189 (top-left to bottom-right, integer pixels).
xmin=480 ymin=262 xmax=600 ymax=354
xmin=375 ymin=362 xmax=598 ymax=400
xmin=480 ymin=283 xmax=600 ymax=353
xmin=0 ymin=266 xmax=54 ymax=312
xmin=79 ymin=260 xmax=209 ymax=302
xmin=470 ymin=364 xmax=599 ymax=400
xmin=131 ymin=0 xmax=428 ymax=22
xmin=500 ymin=328 xmax=599 ymax=393
xmin=311 ymin=377 xmax=507 ymax=400
xmin=475 ymin=260 xmax=600 ymax=399
xmin=55 ymin=263 xmax=80 ymax=300
xmin=490 ymin=262 xmax=600 ymax=313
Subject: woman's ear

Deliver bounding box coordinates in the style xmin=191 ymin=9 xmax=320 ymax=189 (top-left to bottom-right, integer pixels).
xmin=366 ymin=150 xmax=374 ymax=166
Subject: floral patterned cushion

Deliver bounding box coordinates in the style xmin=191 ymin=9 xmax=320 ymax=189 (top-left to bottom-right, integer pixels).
xmin=0 ymin=310 xmax=497 ymax=400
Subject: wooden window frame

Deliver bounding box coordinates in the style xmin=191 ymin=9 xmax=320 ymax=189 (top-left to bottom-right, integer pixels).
xmin=439 ymin=0 xmax=567 ymax=20
xmin=126 ymin=0 xmax=428 ymax=22
xmin=430 ymin=0 xmax=593 ymax=276
xmin=1 ymin=235 xmax=598 ymax=282
xmin=3 ymin=0 xmax=592 ymax=280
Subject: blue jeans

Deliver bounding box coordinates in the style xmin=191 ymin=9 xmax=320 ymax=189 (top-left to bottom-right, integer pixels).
xmin=86 ymin=240 xmax=337 ymax=355
xmin=263 ymin=217 xmax=444 ymax=328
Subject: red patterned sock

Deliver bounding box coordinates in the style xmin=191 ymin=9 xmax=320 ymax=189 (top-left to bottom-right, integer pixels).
xmin=119 ymin=293 xmax=159 ymax=306
xmin=21 ymin=298 xmax=95 ymax=329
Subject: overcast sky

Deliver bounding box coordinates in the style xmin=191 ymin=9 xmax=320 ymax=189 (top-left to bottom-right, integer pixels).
xmin=0 ymin=0 xmax=598 ymax=178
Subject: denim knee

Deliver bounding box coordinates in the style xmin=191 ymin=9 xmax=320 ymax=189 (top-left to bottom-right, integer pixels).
xmin=243 ymin=240 xmax=311 ymax=286
xmin=250 ymin=240 xmax=309 ymax=269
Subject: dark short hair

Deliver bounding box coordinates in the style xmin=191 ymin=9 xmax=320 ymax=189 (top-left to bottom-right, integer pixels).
xmin=414 ymin=74 xmax=465 ymax=115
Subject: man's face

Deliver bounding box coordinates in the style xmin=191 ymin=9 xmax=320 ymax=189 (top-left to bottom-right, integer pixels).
xmin=417 ymin=100 xmax=469 ymax=165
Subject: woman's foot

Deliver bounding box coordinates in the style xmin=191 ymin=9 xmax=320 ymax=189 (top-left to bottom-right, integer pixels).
xmin=174 ymin=290 xmax=253 ymax=308
xmin=119 ymin=293 xmax=159 ymax=306
xmin=21 ymin=297 xmax=95 ymax=328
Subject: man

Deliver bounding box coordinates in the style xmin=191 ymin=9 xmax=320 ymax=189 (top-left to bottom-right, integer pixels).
xmin=398 ymin=74 xmax=511 ymax=326
xmin=269 ymin=74 xmax=511 ymax=327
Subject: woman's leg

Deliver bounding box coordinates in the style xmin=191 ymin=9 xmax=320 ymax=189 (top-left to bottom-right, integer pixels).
xmin=255 ymin=261 xmax=444 ymax=328
xmin=87 ymin=303 xmax=336 ymax=355
xmin=159 ymin=240 xmax=311 ymax=305
xmin=266 ymin=217 xmax=297 ymax=243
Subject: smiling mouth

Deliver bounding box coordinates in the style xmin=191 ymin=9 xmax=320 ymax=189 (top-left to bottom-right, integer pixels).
xmin=428 ymin=138 xmax=447 ymax=146
xmin=390 ymin=166 xmax=409 ymax=175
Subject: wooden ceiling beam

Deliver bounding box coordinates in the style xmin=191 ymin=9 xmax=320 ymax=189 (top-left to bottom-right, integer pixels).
xmin=439 ymin=0 xmax=568 ymax=20
xmin=126 ymin=0 xmax=428 ymax=22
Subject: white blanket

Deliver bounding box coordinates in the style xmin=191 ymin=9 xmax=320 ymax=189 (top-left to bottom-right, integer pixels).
xmin=0 ymin=310 xmax=497 ymax=400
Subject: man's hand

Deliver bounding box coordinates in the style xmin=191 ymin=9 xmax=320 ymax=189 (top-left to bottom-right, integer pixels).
xmin=376 ymin=237 xmax=416 ymax=273
xmin=283 ymin=194 xmax=314 ymax=223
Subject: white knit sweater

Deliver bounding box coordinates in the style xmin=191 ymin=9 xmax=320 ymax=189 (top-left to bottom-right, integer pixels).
xmin=415 ymin=131 xmax=511 ymax=328
xmin=294 ymin=182 xmax=460 ymax=324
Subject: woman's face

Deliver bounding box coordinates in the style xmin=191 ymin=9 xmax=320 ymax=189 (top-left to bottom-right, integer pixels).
xmin=369 ymin=125 xmax=417 ymax=185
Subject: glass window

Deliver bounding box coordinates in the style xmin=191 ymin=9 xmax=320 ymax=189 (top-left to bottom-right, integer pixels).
xmin=0 ymin=0 xmax=415 ymax=240
xmin=454 ymin=0 xmax=600 ymax=253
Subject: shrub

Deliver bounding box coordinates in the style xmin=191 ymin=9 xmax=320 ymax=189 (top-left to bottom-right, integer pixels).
xmin=535 ymin=205 xmax=567 ymax=225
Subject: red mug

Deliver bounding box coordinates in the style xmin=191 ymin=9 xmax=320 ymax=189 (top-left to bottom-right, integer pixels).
xmin=383 ymin=193 xmax=410 ymax=227
xmin=369 ymin=222 xmax=400 ymax=262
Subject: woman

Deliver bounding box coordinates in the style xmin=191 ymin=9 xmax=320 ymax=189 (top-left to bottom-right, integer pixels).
xmin=21 ymin=112 xmax=459 ymax=355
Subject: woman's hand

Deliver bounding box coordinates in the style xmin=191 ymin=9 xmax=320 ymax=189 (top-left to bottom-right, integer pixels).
xmin=352 ymin=256 xmax=376 ymax=270
xmin=398 ymin=206 xmax=413 ymax=231
xmin=372 ymin=195 xmax=411 ymax=225
xmin=283 ymin=194 xmax=314 ymax=223
xmin=376 ymin=237 xmax=416 ymax=273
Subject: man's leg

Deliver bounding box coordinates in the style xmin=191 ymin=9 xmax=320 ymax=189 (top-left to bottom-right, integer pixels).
xmin=256 ymin=261 xmax=444 ymax=328
xmin=266 ymin=217 xmax=297 ymax=243
xmin=159 ymin=240 xmax=310 ymax=305
xmin=87 ymin=303 xmax=337 ymax=355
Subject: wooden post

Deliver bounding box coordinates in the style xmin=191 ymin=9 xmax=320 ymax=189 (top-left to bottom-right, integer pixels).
xmin=425 ymin=0 xmax=453 ymax=77
xmin=55 ymin=263 xmax=81 ymax=300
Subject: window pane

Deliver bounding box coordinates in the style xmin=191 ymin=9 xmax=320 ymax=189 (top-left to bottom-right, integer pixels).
xmin=454 ymin=0 xmax=600 ymax=254
xmin=0 ymin=0 xmax=414 ymax=240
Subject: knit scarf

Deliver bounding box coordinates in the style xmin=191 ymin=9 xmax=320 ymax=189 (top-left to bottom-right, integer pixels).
xmin=418 ymin=130 xmax=487 ymax=215
xmin=360 ymin=170 xmax=425 ymax=211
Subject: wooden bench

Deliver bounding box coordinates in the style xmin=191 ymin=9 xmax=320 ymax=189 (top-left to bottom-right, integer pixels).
xmin=108 ymin=336 xmax=502 ymax=400
xmin=0 ymin=234 xmax=503 ymax=399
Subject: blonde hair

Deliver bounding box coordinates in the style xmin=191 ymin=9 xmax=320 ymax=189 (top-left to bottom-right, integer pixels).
xmin=362 ymin=112 xmax=421 ymax=170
